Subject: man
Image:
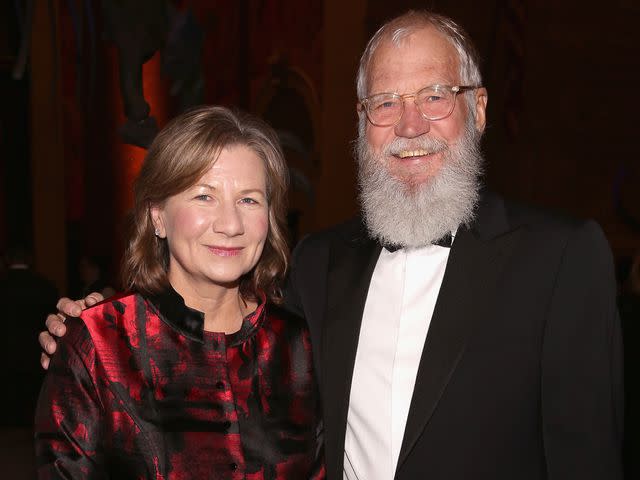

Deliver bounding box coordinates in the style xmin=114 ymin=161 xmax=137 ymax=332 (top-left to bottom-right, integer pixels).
xmin=42 ymin=10 xmax=623 ymax=479
xmin=1 ymin=246 xmax=58 ymax=426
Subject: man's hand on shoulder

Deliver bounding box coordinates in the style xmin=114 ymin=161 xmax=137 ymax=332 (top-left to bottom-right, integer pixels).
xmin=39 ymin=293 xmax=105 ymax=369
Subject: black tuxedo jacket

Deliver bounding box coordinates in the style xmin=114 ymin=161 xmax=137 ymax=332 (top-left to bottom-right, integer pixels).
xmin=285 ymin=192 xmax=623 ymax=480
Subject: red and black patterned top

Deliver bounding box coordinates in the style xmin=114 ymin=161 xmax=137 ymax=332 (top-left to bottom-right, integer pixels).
xmin=35 ymin=287 xmax=325 ymax=479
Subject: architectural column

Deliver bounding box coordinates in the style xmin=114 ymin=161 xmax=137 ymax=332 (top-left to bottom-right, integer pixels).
xmin=316 ymin=0 xmax=367 ymax=228
xmin=30 ymin=0 xmax=66 ymax=292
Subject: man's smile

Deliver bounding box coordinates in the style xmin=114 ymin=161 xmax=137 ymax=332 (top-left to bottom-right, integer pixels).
xmin=396 ymin=149 xmax=436 ymax=159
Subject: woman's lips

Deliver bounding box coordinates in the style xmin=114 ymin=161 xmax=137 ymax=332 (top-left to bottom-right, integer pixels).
xmin=207 ymin=246 xmax=243 ymax=257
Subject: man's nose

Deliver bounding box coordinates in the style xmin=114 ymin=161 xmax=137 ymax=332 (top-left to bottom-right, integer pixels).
xmin=394 ymin=100 xmax=431 ymax=138
xmin=213 ymin=203 xmax=244 ymax=236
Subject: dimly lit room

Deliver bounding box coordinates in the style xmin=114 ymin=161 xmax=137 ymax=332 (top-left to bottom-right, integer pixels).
xmin=1 ymin=0 xmax=638 ymax=478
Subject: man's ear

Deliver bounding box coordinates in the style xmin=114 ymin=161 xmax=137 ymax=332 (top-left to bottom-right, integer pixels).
xmin=150 ymin=204 xmax=166 ymax=238
xmin=473 ymin=87 xmax=488 ymax=133
xmin=356 ymin=102 xmax=367 ymax=122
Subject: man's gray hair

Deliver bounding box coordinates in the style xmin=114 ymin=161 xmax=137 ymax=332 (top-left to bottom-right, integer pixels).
xmin=356 ymin=10 xmax=483 ymax=111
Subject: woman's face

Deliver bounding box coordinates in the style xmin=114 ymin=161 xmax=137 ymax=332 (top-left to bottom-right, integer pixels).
xmin=152 ymin=145 xmax=269 ymax=294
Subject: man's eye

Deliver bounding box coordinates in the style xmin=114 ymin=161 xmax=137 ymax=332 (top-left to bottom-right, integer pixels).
xmin=425 ymin=95 xmax=444 ymax=102
xmin=375 ymin=99 xmax=399 ymax=110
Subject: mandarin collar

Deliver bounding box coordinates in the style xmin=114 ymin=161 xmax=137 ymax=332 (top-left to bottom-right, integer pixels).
xmin=147 ymin=285 xmax=266 ymax=345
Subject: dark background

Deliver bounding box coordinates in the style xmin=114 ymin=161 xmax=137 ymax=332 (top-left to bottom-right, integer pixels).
xmin=2 ymin=0 xmax=639 ymax=294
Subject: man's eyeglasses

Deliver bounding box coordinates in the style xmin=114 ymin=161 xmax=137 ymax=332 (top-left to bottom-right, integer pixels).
xmin=358 ymin=84 xmax=479 ymax=127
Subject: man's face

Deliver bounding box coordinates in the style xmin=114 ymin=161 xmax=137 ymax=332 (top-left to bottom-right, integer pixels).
xmin=362 ymin=26 xmax=487 ymax=187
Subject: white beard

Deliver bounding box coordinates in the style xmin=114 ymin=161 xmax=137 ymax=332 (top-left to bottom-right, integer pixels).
xmin=356 ymin=116 xmax=484 ymax=248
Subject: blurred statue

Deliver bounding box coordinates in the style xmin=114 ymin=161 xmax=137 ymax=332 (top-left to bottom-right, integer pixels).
xmin=100 ymin=0 xmax=168 ymax=148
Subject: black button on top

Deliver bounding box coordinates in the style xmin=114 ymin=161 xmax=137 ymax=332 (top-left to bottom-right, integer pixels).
xmin=215 ymin=381 xmax=225 ymax=390
xmin=229 ymin=462 xmax=238 ymax=471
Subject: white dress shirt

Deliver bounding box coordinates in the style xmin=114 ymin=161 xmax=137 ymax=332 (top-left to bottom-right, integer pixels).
xmin=343 ymin=242 xmax=451 ymax=480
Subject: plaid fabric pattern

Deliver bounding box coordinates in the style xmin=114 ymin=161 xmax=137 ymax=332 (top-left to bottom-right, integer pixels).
xmin=35 ymin=288 xmax=325 ymax=479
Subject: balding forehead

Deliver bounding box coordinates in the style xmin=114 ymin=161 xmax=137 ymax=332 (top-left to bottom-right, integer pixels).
xmin=366 ymin=27 xmax=461 ymax=94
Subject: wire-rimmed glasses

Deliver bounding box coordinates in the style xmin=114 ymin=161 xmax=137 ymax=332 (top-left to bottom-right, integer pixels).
xmin=358 ymin=84 xmax=479 ymax=127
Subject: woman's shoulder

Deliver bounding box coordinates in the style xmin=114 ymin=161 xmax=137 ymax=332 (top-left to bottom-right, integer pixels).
xmin=80 ymin=292 xmax=142 ymax=319
xmin=75 ymin=292 xmax=149 ymax=337
xmin=54 ymin=295 xmax=145 ymax=366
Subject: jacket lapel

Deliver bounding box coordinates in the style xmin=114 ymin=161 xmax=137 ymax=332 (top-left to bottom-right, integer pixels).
xmin=396 ymin=192 xmax=523 ymax=469
xmin=321 ymin=221 xmax=382 ymax=479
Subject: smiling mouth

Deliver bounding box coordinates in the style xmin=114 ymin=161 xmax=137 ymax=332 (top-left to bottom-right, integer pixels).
xmin=395 ymin=149 xmax=437 ymax=159
xmin=207 ymin=246 xmax=243 ymax=257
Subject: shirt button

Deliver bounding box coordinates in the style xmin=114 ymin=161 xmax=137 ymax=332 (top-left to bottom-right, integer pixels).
xmin=215 ymin=381 xmax=225 ymax=390
xmin=230 ymin=462 xmax=238 ymax=471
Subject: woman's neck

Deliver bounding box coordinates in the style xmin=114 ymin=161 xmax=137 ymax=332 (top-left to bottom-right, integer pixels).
xmin=168 ymin=273 xmax=256 ymax=334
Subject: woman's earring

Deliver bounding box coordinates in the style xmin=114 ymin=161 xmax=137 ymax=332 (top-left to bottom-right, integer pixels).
xmin=154 ymin=228 xmax=160 ymax=237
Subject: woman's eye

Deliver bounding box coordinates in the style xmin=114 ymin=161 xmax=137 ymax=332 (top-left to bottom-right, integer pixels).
xmin=194 ymin=194 xmax=211 ymax=201
xmin=240 ymin=197 xmax=259 ymax=205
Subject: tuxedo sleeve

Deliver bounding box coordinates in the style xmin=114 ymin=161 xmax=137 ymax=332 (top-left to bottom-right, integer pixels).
xmin=541 ymin=220 xmax=623 ymax=479
xmin=34 ymin=317 xmax=107 ymax=479
xmin=284 ymin=238 xmax=306 ymax=319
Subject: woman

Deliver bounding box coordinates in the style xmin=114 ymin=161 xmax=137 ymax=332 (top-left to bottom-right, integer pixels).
xmin=35 ymin=106 xmax=325 ymax=479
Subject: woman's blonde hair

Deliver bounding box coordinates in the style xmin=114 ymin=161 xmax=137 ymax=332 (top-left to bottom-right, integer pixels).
xmin=122 ymin=105 xmax=290 ymax=303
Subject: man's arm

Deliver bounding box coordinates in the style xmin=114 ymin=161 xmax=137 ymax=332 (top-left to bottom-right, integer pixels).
xmin=283 ymin=237 xmax=308 ymax=319
xmin=283 ymin=233 xmax=332 ymax=383
xmin=542 ymin=220 xmax=624 ymax=479
xmin=39 ymin=293 xmax=104 ymax=369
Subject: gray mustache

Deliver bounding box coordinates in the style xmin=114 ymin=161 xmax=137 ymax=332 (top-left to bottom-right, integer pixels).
xmin=382 ymin=136 xmax=448 ymax=156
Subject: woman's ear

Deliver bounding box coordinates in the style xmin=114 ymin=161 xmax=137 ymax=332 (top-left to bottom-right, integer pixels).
xmin=150 ymin=205 xmax=166 ymax=238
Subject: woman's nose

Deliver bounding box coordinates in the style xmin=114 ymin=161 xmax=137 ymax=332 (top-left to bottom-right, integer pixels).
xmin=213 ymin=203 xmax=244 ymax=236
